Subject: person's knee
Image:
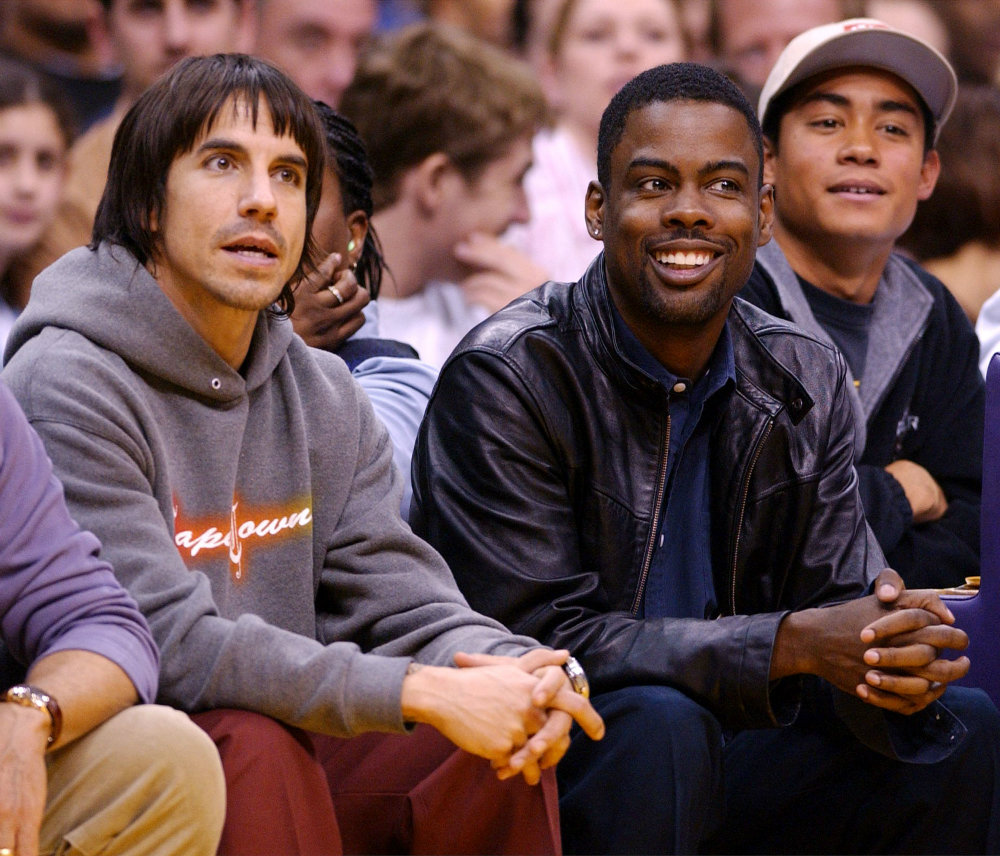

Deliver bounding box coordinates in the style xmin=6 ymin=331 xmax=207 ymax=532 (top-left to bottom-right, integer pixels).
xmin=44 ymin=704 xmax=226 ymax=856
xmin=567 ymin=684 xmax=722 ymax=785
xmin=195 ymin=708 xmax=318 ymax=770
xmin=941 ymin=687 xmax=1000 ymax=773
xmin=558 ymin=686 xmax=723 ymax=854
xmin=596 ymin=684 xmax=722 ymax=756
xmin=106 ymin=705 xmax=224 ymax=791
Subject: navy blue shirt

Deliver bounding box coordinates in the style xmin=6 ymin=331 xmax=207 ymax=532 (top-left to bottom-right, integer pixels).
xmin=797 ymin=274 xmax=873 ymax=383
xmin=610 ymin=303 xmax=736 ymax=619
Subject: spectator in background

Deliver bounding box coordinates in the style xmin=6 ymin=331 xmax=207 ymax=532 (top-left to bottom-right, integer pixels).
xmin=425 ymin=0 xmax=518 ymax=48
xmin=711 ymin=0 xmax=853 ymax=96
xmin=340 ymin=23 xmax=548 ymax=368
xmin=740 ymin=19 xmax=982 ymax=590
xmin=936 ymin=0 xmax=1000 ymax=87
xmin=19 ymin=0 xmax=256 ymax=288
xmin=292 ymin=103 xmax=437 ymax=518
xmin=900 ymin=85 xmax=1000 ymax=326
xmin=0 ymin=57 xmax=73 ymax=354
xmin=865 ymin=0 xmax=948 ymax=56
xmin=504 ymin=0 xmax=687 ymax=283
xmin=0 ymin=0 xmax=119 ymax=131
xmin=254 ymin=0 xmax=376 ymax=109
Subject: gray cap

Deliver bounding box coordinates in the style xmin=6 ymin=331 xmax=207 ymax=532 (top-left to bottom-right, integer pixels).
xmin=758 ymin=18 xmax=957 ymax=142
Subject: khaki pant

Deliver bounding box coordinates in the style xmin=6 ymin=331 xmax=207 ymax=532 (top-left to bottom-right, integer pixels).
xmin=40 ymin=705 xmax=225 ymax=856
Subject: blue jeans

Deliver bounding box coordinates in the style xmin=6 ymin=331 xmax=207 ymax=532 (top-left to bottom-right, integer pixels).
xmin=557 ymin=684 xmax=1000 ymax=854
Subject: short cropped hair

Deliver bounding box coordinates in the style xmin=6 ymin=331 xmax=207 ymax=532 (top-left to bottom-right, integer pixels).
xmin=597 ymin=62 xmax=763 ymax=190
xmin=92 ymin=53 xmax=326 ymax=315
xmin=314 ymin=102 xmax=387 ymax=298
xmin=340 ymin=22 xmax=546 ymax=211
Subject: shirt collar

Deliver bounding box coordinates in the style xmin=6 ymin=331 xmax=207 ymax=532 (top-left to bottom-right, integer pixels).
xmin=609 ymin=298 xmax=736 ymax=399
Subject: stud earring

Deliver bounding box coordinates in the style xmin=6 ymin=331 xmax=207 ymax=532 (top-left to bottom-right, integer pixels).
xmin=347 ymin=240 xmax=356 ymax=252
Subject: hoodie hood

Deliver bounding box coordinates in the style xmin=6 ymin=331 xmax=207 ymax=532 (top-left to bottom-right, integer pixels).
xmin=6 ymin=244 xmax=295 ymax=401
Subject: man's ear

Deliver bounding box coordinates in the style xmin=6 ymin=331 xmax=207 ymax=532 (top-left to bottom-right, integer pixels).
xmin=917 ymin=149 xmax=941 ymax=202
xmin=758 ymin=183 xmax=775 ymax=247
xmin=408 ymin=152 xmax=458 ymax=215
xmin=584 ymin=180 xmax=605 ymax=242
xmin=762 ymin=136 xmax=778 ymax=187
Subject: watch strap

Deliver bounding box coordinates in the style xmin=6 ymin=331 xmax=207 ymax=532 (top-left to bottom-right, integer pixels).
xmin=3 ymin=684 xmax=62 ymax=745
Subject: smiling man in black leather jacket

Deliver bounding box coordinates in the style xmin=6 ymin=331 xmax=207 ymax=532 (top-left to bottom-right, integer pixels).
xmin=412 ymin=63 xmax=1000 ymax=854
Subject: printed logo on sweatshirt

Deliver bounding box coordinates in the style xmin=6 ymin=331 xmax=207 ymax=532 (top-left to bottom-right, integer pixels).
xmin=173 ymin=495 xmax=313 ymax=582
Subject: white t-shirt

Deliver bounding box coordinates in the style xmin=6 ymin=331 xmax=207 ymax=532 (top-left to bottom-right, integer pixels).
xmin=377 ymin=281 xmax=489 ymax=370
xmin=503 ymin=125 xmax=602 ymax=283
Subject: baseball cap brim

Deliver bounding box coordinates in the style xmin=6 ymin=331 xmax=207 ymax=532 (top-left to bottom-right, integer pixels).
xmin=758 ymin=18 xmax=957 ymax=141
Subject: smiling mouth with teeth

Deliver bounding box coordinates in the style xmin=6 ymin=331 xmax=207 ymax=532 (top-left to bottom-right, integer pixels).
xmin=227 ymin=244 xmax=277 ymax=258
xmin=831 ymin=186 xmax=884 ymax=195
xmin=655 ymin=250 xmax=715 ymax=269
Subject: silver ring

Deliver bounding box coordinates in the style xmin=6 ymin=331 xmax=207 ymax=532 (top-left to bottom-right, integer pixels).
xmin=562 ymin=656 xmax=590 ymax=699
xmin=328 ymin=284 xmax=345 ymax=305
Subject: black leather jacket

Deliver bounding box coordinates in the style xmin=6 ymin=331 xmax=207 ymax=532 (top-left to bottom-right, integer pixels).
xmin=412 ymin=255 xmax=889 ymax=730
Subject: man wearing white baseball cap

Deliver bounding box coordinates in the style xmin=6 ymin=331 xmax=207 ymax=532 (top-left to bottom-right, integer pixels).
xmin=741 ymin=18 xmax=984 ymax=592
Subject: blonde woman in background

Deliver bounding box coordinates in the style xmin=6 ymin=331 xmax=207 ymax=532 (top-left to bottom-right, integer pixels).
xmin=504 ymin=0 xmax=686 ymax=282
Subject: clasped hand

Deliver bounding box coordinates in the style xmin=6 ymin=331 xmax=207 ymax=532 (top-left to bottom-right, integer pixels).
xmin=407 ymin=649 xmax=604 ymax=786
xmin=820 ymin=569 xmax=969 ymax=714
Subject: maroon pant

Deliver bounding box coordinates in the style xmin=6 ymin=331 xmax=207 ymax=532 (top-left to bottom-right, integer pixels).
xmin=193 ymin=709 xmax=561 ymax=856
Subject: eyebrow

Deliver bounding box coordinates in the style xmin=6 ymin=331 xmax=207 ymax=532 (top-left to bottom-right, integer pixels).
xmin=627 ymin=156 xmax=750 ymax=179
xmin=799 ymin=91 xmax=919 ymax=118
xmin=196 ymin=137 xmax=309 ymax=170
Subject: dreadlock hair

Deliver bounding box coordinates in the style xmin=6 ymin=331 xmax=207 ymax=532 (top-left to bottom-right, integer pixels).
xmin=313 ymin=101 xmax=387 ymax=298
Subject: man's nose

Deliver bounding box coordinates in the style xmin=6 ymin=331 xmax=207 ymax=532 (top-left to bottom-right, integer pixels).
xmin=663 ymin=186 xmax=712 ymax=229
xmin=238 ymin=169 xmax=278 ymax=220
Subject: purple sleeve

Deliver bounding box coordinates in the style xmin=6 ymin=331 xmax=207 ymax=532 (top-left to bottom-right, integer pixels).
xmin=0 ymin=381 xmax=159 ymax=701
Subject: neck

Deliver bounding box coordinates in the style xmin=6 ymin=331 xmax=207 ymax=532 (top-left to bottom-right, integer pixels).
xmin=150 ymin=265 xmax=258 ymax=371
xmin=372 ymin=205 xmax=443 ymax=299
xmin=773 ymin=221 xmax=890 ymax=304
xmin=620 ymin=301 xmax=728 ymax=382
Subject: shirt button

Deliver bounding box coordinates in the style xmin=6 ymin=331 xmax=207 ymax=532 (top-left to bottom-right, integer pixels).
xmin=211 ymin=378 xmax=222 ymax=390
xmin=791 ymin=397 xmax=803 ymax=411
xmin=673 ymin=381 xmax=687 ymax=394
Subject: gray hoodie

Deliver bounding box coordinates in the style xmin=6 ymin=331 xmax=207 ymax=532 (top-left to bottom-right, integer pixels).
xmin=3 ymin=244 xmax=536 ymax=736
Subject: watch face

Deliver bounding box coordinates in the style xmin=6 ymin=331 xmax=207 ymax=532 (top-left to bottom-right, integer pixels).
xmin=4 ymin=684 xmax=59 ymax=744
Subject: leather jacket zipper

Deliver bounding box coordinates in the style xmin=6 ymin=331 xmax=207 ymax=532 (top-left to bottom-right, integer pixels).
xmin=729 ymin=418 xmax=773 ymax=615
xmin=630 ymin=412 xmax=670 ymax=616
